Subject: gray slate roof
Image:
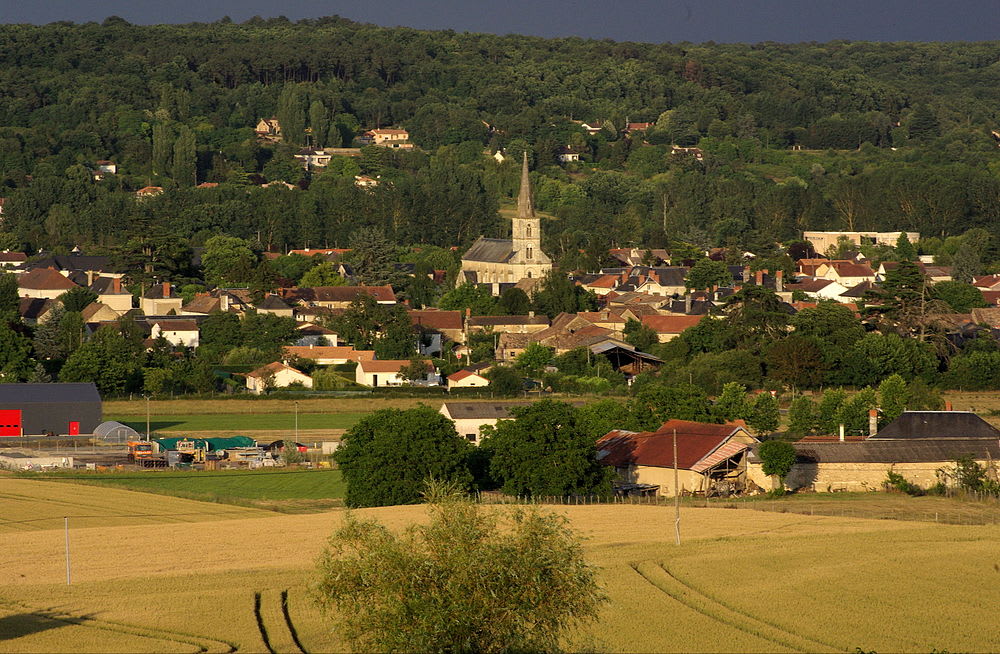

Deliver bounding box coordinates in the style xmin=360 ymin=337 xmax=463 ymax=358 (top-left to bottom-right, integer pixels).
xmin=462 ymin=237 xmax=514 ymax=263
xmin=0 ymin=383 xmax=101 ymax=403
xmin=788 ymin=439 xmax=1000 ymax=464
xmin=442 ymin=401 xmax=536 ymax=419
xmin=872 ymin=411 xmax=1000 ymax=440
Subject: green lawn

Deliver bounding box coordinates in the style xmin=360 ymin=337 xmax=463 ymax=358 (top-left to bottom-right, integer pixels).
xmin=29 ymin=468 xmax=346 ymax=509
xmin=105 ymin=412 xmax=365 ymax=433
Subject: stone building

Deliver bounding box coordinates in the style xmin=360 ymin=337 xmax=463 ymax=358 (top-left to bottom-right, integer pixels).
xmin=460 ymin=153 xmax=551 ymax=292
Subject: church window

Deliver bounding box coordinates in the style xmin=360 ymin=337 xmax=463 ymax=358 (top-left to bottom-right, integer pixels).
xmin=526 ymin=224 xmax=532 ymax=237
xmin=527 ymin=247 xmax=533 ymax=259
xmin=527 ymin=270 xmax=532 ymax=278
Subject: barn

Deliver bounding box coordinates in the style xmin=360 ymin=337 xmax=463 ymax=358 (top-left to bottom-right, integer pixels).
xmin=0 ymin=383 xmax=102 ymax=437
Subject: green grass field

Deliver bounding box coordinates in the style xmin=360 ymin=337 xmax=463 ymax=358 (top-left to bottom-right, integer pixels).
xmin=18 ymin=468 xmax=346 ymax=513
xmin=104 ymin=412 xmax=365 ymax=433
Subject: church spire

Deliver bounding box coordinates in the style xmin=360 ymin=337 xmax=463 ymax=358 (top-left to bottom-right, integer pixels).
xmin=517 ymin=151 xmax=535 ymax=219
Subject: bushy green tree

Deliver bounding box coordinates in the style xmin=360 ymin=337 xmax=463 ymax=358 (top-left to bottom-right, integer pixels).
xmin=438 ymin=283 xmax=497 ymax=315
xmin=713 ymin=382 xmax=749 ymax=422
xmin=877 ymin=374 xmax=908 ymax=423
xmin=684 ymin=258 xmax=730 ymax=291
xmin=334 ymin=407 xmax=473 ymax=507
xmin=348 ymin=227 xmax=403 ymax=287
xmin=758 ymin=440 xmax=797 ymax=487
xmin=299 ymin=262 xmax=348 ymax=287
xmin=623 ymin=318 xmax=658 ymax=352
xmin=0 ymin=272 xmax=19 ymax=321
xmin=58 ymin=286 xmax=98 ymax=312
xmin=485 ymin=365 xmax=523 ymax=396
xmin=836 ymin=387 xmax=878 ymax=436
xmin=816 ymin=388 xmax=847 ymax=435
xmin=634 ymin=383 xmax=712 ymax=424
xmin=486 ymin=400 xmax=612 ymax=497
xmin=515 ymin=342 xmax=553 ymax=376
xmin=787 ymin=396 xmax=816 ymax=436
xmin=747 ymin=392 xmax=780 ymax=435
xmin=59 ymin=325 xmax=141 ymax=395
xmin=201 ymin=235 xmax=256 ymax=287
xmin=313 ymin=483 xmax=606 ymax=654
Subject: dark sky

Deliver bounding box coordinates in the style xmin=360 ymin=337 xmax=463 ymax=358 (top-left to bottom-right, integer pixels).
xmin=4 ymin=0 xmax=999 ymax=43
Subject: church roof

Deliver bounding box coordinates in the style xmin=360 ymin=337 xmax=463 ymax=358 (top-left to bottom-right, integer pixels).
xmin=462 ymin=237 xmax=514 ymax=263
xmin=517 ymin=151 xmax=535 ymax=219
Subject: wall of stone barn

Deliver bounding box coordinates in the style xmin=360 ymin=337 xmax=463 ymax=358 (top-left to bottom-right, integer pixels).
xmin=620 ymin=465 xmax=709 ymax=496
xmin=747 ymin=460 xmax=995 ymax=493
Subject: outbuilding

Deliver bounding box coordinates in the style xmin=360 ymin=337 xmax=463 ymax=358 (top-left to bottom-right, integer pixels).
xmin=0 ymin=383 xmax=102 ymax=437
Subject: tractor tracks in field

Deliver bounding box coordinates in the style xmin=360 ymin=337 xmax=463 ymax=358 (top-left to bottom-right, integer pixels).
xmin=630 ymin=560 xmax=841 ymax=653
xmin=254 ymin=589 xmax=308 ymax=654
xmin=0 ymin=600 xmax=236 ymax=652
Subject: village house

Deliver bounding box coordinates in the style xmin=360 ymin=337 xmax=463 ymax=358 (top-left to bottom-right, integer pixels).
xmin=354 ymin=175 xmax=379 ymax=188
xmin=814 ymin=261 xmax=876 ymax=287
xmin=255 ymin=117 xmax=282 ymax=140
xmin=0 ymin=251 xmax=28 ymax=270
xmin=581 ymin=274 xmax=622 ymax=296
xmin=298 ymin=285 xmax=396 ymax=309
xmin=81 ymin=302 xmax=122 ymax=324
xmin=358 ymin=128 xmax=413 ymax=148
xmin=803 ymin=230 xmax=920 ymax=254
xmin=245 ymin=361 xmax=312 ymax=395
xmin=461 ymin=153 xmax=552 ymax=290
xmin=597 ymin=420 xmax=758 ymax=497
xmin=632 ymin=267 xmax=690 ymax=296
xmin=446 ymin=368 xmax=490 ymax=392
xmin=750 ymin=410 xmax=1000 ymax=493
xmin=135 ymin=186 xmax=163 ymax=199
xmin=18 ymin=298 xmax=56 ymax=325
xmin=410 ymin=309 xmax=465 ymax=356
xmin=465 ymin=313 xmax=550 ymax=336
xmin=294 ymin=148 xmax=332 ymax=168
xmin=282 ymin=345 xmax=374 ymax=366
xmin=90 ymin=276 xmax=133 ymax=314
xmin=670 ymin=145 xmax=704 ymax=160
xmin=17 ymin=267 xmax=78 ymax=300
xmin=93 ymin=160 xmax=117 ymax=179
xmin=439 ymin=400 xmax=585 ymax=444
xmin=150 ymin=319 xmax=200 ymax=348
xmin=141 ymin=282 xmax=183 ymax=315
xmin=786 ymin=278 xmax=850 ymax=302
xmin=180 ymin=291 xmax=253 ymax=316
xmin=640 ymin=314 xmax=704 ymax=342
xmin=293 ymin=322 xmax=339 ymax=346
xmin=255 ymin=294 xmax=295 ymax=318
xmin=556 ymin=146 xmax=580 ymax=163
xmin=355 ymin=359 xmax=436 ymax=387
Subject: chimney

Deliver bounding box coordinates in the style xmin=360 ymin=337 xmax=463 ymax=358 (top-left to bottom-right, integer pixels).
xmin=755 ymin=270 xmax=764 ymax=286
xmin=838 ymin=424 xmax=845 ymax=442
xmin=86 ymin=270 xmax=94 ymax=286
xmin=868 ymin=409 xmax=879 ymax=438
xmin=309 ymin=343 xmax=314 ymax=349
xmin=466 ymin=307 xmax=471 ymax=319
xmin=528 ymin=310 xmax=535 ymax=318
xmin=685 ymin=294 xmax=692 ymax=314
xmin=112 ymin=277 xmax=121 ymax=294
xmin=775 ymin=270 xmax=784 ymax=292
xmin=742 ymin=266 xmax=751 ymax=282
xmin=945 ymin=401 xmax=953 ymax=411
xmin=220 ymin=294 xmax=230 ymax=312
xmin=164 ymin=281 xmax=171 ymax=298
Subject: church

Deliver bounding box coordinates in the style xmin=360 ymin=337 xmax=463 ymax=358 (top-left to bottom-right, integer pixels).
xmin=460 ymin=153 xmax=552 ymax=293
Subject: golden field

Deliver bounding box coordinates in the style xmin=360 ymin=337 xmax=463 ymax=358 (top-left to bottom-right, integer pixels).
xmin=2 ymin=477 xmax=999 ymax=653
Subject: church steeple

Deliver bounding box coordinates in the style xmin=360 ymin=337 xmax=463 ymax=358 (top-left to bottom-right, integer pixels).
xmin=517 ymin=151 xmax=535 ymax=219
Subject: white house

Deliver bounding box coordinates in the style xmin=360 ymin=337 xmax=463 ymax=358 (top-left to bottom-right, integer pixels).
xmin=141 ymin=282 xmax=183 ymax=315
xmin=245 ymin=361 xmax=312 ymax=395
xmin=446 ymin=369 xmax=490 ymax=391
xmin=283 ymin=345 xmax=372 ymax=366
xmin=150 ymin=319 xmax=200 ymax=348
xmin=355 ymin=359 xmax=435 ymax=387
xmin=17 ymin=267 xmax=79 ymax=300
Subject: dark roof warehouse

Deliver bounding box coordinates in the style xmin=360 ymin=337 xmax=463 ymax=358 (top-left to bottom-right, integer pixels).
xmin=0 ymin=383 xmax=102 ymax=436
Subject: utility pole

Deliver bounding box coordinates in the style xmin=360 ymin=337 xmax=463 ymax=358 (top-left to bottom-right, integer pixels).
xmin=64 ymin=517 xmax=71 ymax=585
xmin=145 ymin=396 xmax=150 ymax=441
xmin=294 ymin=401 xmax=299 ymax=444
xmin=673 ymin=429 xmax=681 ymax=546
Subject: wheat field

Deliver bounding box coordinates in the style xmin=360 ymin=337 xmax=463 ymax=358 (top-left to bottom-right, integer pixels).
xmin=1 ymin=477 xmax=999 ymax=652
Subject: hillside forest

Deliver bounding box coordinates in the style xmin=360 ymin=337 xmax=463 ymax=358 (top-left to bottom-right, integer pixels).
xmin=2 ymin=17 xmax=1000 ymax=272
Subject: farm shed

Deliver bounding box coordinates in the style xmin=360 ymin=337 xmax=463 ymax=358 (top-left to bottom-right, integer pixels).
xmin=0 ymin=383 xmax=102 ymax=437
xmin=747 ymin=411 xmax=1000 ymax=492
xmin=154 ymin=436 xmax=257 ymax=453
xmin=597 ymin=420 xmax=758 ymax=497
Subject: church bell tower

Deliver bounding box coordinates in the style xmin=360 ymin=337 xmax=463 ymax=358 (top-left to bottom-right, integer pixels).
xmin=511 ymin=152 xmax=541 ymax=263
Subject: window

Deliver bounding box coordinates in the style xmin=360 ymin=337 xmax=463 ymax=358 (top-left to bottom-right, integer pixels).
xmin=527 ymin=270 xmax=532 ymax=278
xmin=526 ymin=247 xmax=533 ymax=260
xmin=526 ymin=224 xmax=532 ymax=238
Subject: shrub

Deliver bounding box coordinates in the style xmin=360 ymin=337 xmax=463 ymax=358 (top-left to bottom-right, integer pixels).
xmin=312 ymin=482 xmax=606 ymax=653
xmin=883 ymin=469 xmax=923 ymax=496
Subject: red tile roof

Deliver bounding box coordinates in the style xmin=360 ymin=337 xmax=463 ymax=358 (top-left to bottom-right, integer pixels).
xmin=640 ymin=315 xmax=702 ymax=333
xmin=283 ymin=346 xmax=374 ymax=361
xmin=585 ymin=274 xmax=620 ymax=289
xmin=598 ymin=420 xmax=749 ymax=470
xmin=447 ymin=369 xmax=486 ymax=382
xmin=409 ymin=309 xmax=463 ymax=331
xmin=359 ymin=359 xmax=431 ymax=373
xmin=17 ymin=267 xmax=78 ymax=291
